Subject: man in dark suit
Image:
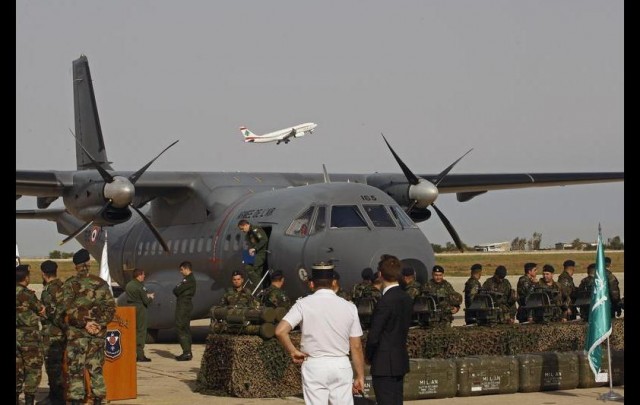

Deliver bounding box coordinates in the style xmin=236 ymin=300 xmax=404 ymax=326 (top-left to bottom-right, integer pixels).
xmin=365 ymin=254 xmax=414 ymax=405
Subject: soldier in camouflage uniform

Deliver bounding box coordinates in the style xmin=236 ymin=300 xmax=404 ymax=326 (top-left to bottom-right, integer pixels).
xmin=557 ymin=260 xmax=577 ymax=320
xmin=332 ymin=271 xmax=352 ymax=301
xmin=238 ymin=219 xmax=269 ymax=288
xmin=516 ymin=262 xmax=538 ymax=323
xmin=39 ymin=260 xmax=66 ymax=405
xmin=463 ymin=264 xmax=483 ymax=325
xmin=420 ymin=265 xmax=462 ymax=326
xmin=535 ymin=264 xmax=569 ymax=322
xmin=16 ymin=264 xmax=44 ymax=405
xmin=174 ymin=261 xmax=197 ymax=361
xmin=125 ymin=268 xmax=155 ymax=362
xmin=62 ymin=249 xmax=116 ymax=405
xmin=481 ymin=265 xmax=517 ymax=323
xmin=575 ymin=263 xmax=596 ymax=321
xmin=352 ymin=268 xmax=382 ymax=306
xmin=401 ymin=267 xmax=422 ymax=301
xmin=259 ymin=270 xmax=291 ymax=309
xmin=604 ymin=257 xmax=622 ymax=318
xmin=220 ymin=270 xmax=258 ymax=307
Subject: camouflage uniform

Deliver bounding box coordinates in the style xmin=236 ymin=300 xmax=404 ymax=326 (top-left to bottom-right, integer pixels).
xmin=16 ymin=284 xmax=44 ymax=397
xmin=576 ymin=274 xmax=595 ymax=321
xmin=125 ymin=278 xmax=153 ymax=359
xmin=40 ymin=277 xmax=66 ymax=401
xmin=403 ymin=280 xmax=422 ymax=301
xmin=173 ymin=272 xmax=197 ymax=355
xmin=62 ymin=269 xmax=116 ymax=401
xmin=244 ymin=224 xmax=268 ymax=288
xmin=335 ymin=287 xmax=352 ymax=301
xmin=352 ymin=281 xmax=382 ymax=306
xmin=557 ymin=270 xmax=577 ymax=319
xmin=481 ymin=276 xmax=517 ymax=323
xmin=463 ymin=277 xmax=481 ymax=324
xmin=259 ymin=285 xmax=291 ymax=309
xmin=220 ymin=287 xmax=257 ymax=307
xmin=516 ymin=275 xmax=536 ymax=323
xmin=536 ymin=278 xmax=569 ymax=321
xmin=421 ymin=279 xmax=462 ymax=325
xmin=606 ymin=269 xmax=622 ymax=317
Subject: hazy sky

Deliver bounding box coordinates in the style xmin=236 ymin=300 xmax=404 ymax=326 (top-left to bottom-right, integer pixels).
xmin=16 ymin=1 xmax=623 ymax=257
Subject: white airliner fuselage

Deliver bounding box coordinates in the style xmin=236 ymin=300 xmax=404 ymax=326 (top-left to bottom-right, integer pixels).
xmin=240 ymin=122 xmax=317 ymax=145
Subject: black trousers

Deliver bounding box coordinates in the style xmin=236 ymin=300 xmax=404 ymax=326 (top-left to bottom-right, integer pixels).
xmin=372 ymin=375 xmax=404 ymax=405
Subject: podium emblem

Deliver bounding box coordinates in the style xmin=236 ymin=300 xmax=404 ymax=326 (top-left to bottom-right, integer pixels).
xmin=105 ymin=329 xmax=122 ymax=360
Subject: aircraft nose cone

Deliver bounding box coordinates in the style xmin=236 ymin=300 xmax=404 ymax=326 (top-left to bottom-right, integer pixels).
xmin=104 ymin=176 xmax=135 ymax=208
xmin=409 ymin=179 xmax=439 ymax=208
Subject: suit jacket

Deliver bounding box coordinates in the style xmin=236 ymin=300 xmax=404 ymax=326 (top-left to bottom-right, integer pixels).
xmin=365 ymin=284 xmax=413 ymax=377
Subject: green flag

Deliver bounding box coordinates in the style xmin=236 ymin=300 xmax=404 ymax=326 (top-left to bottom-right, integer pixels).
xmin=584 ymin=226 xmax=612 ymax=377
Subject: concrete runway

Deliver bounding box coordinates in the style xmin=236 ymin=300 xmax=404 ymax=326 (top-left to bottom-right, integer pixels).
xmin=28 ymin=274 xmax=624 ymax=404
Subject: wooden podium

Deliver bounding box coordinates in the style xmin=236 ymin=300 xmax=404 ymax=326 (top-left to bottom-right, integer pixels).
xmin=103 ymin=306 xmax=137 ymax=400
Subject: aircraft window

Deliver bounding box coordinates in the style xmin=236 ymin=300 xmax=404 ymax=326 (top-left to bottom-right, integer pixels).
xmin=144 ymin=241 xmax=150 ymax=256
xmin=234 ymin=234 xmax=241 ymax=251
xmin=285 ymin=206 xmax=314 ymax=237
xmin=137 ymin=242 xmax=143 ymax=256
xmin=166 ymin=240 xmax=172 ymax=252
xmin=197 ymin=237 xmax=203 ymax=252
xmin=206 ymin=237 xmax=213 ymax=252
xmin=330 ymin=205 xmax=367 ymax=228
xmin=181 ymin=239 xmax=188 ymax=253
xmin=312 ymin=206 xmax=326 ymax=234
xmin=363 ymin=205 xmax=396 ymax=227
xmin=150 ymin=241 xmax=157 ymax=255
xmin=189 ymin=238 xmax=196 ymax=253
xmin=390 ymin=206 xmax=418 ymax=229
xmin=173 ymin=240 xmax=180 ymax=254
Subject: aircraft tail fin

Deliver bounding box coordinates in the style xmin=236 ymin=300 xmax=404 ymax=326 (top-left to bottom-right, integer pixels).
xmin=73 ymin=55 xmax=113 ymax=171
xmin=239 ymin=126 xmax=257 ymax=142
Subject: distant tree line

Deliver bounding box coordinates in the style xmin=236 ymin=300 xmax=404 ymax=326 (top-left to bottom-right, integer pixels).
xmin=48 ymin=250 xmax=74 ymax=259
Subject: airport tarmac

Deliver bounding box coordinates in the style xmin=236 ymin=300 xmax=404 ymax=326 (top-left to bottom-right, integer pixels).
xmin=28 ymin=274 xmax=624 ymax=404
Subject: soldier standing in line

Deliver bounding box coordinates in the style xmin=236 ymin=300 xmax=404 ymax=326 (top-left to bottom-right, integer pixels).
xmin=481 ymin=265 xmax=517 ymax=324
xmin=463 ymin=263 xmax=483 ymax=325
xmin=332 ymin=271 xmax=352 ymax=301
xmin=516 ymin=262 xmax=538 ymax=323
xmin=420 ymin=265 xmax=462 ymax=326
xmin=259 ymin=270 xmax=291 ymax=309
xmin=16 ymin=264 xmax=45 ymax=405
xmin=536 ymin=264 xmax=569 ymax=322
xmin=125 ymin=268 xmax=155 ymax=362
xmin=174 ymin=261 xmax=197 ymax=361
xmin=400 ymin=267 xmax=422 ymax=301
xmin=39 ymin=260 xmax=66 ymax=405
xmin=220 ymin=270 xmax=258 ymax=307
xmin=238 ymin=219 xmax=269 ymax=289
xmin=576 ymin=263 xmax=596 ymax=321
xmin=352 ymin=268 xmax=381 ymax=306
xmin=62 ymin=249 xmax=116 ymax=405
xmin=604 ymin=257 xmax=622 ymax=317
xmin=557 ymin=260 xmax=577 ymax=320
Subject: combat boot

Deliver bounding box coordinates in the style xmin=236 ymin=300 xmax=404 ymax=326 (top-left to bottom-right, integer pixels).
xmin=175 ymin=352 xmax=193 ymax=361
xmin=24 ymin=394 xmax=35 ymax=405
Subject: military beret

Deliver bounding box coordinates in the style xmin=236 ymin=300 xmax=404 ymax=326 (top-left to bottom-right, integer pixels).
xmin=16 ymin=264 xmax=30 ymax=273
xmin=542 ymin=264 xmax=555 ymax=273
xmin=587 ymin=263 xmax=596 ymax=271
xmin=471 ymin=263 xmax=482 ymax=271
xmin=72 ymin=248 xmax=90 ymax=265
xmin=40 ymin=260 xmax=58 ymax=274
xmin=563 ymin=260 xmax=575 ymax=268
xmin=232 ymin=270 xmax=245 ymax=278
xmin=524 ymin=262 xmax=537 ymax=272
xmin=495 ymin=265 xmax=507 ymax=278
xmin=271 ymin=270 xmax=283 ymax=279
xmin=605 ymin=257 xmax=612 ymax=265
xmin=401 ymin=267 xmax=415 ymax=277
xmin=311 ymin=262 xmax=334 ymax=280
xmin=361 ymin=267 xmax=374 ymax=280
xmin=432 ymin=265 xmax=444 ymax=273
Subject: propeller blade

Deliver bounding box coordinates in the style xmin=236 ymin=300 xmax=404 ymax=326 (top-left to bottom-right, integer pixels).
xmin=433 ymin=148 xmax=473 ymax=187
xmin=69 ymin=129 xmax=114 ymax=183
xmin=130 ymin=205 xmax=170 ymax=253
xmin=431 ymin=203 xmax=464 ymax=252
xmin=381 ymin=133 xmax=420 ymax=185
xmin=128 ymin=140 xmax=179 ymax=184
xmin=405 ymin=200 xmax=418 ymax=214
xmin=60 ymin=220 xmax=93 ymax=246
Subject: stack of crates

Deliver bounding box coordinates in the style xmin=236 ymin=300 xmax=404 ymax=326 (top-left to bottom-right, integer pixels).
xmin=517 ymin=352 xmax=579 ymax=392
xmin=576 ymin=349 xmax=624 ymax=388
xmin=455 ymin=355 xmax=519 ymax=396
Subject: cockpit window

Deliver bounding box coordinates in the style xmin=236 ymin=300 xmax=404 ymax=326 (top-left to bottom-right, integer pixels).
xmin=363 ymin=205 xmax=396 ymax=227
xmin=330 ymin=205 xmax=368 ymax=228
xmin=312 ymin=206 xmax=326 ymax=234
xmin=390 ymin=205 xmax=418 ymax=229
xmin=285 ymin=206 xmax=314 ymax=237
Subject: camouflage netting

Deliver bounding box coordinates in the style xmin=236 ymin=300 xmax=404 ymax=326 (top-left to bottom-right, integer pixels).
xmin=196 ymin=318 xmax=623 ymax=398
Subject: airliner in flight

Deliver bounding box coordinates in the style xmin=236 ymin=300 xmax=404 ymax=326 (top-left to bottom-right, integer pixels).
xmin=240 ymin=122 xmax=317 ymax=145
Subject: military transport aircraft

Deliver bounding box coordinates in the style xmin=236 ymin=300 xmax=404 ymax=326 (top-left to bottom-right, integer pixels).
xmin=16 ymin=55 xmax=623 ymax=339
xmin=240 ymin=122 xmax=317 ymax=145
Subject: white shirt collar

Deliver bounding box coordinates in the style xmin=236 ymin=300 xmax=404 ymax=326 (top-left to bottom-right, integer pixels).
xmin=382 ymin=283 xmax=399 ymax=295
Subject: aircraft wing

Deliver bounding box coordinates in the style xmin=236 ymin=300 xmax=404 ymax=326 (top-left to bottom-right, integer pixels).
xmin=281 ymin=128 xmax=296 ymax=141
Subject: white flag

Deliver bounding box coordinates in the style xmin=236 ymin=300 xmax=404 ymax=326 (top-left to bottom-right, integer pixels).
xmin=100 ymin=232 xmax=114 ymax=296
